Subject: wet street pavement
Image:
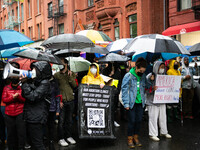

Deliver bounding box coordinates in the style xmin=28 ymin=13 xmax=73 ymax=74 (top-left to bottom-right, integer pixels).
xmin=1 ymin=111 xmax=200 ymax=150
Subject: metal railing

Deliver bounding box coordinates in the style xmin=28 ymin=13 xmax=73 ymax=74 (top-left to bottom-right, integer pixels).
xmin=4 ymin=16 xmax=20 ymax=29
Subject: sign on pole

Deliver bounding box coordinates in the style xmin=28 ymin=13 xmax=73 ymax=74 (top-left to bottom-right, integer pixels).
xmin=78 ymin=84 xmax=116 ymax=139
xmin=153 ymin=75 xmax=182 ymax=103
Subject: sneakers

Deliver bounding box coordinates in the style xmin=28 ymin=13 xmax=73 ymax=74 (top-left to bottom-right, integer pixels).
xmin=67 ymin=137 xmax=76 ymax=145
xmin=160 ymin=134 xmax=172 ymax=139
xmin=24 ymin=143 xmax=31 ymax=149
xmin=58 ymin=139 xmax=68 ymax=147
xmin=114 ymin=121 xmax=120 ymax=127
xmin=150 ymin=136 xmax=160 ymax=141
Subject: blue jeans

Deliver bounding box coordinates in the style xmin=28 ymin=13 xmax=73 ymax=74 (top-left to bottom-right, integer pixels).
xmin=58 ymin=101 xmax=74 ymax=139
xmin=127 ymin=104 xmax=143 ymax=136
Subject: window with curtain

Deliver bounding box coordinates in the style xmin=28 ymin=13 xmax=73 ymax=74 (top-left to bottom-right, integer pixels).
xmin=48 ymin=2 xmax=53 ymax=18
xmin=37 ymin=0 xmax=41 ymax=14
xmin=21 ymin=3 xmax=24 ymax=21
xmin=59 ymin=23 xmax=64 ymax=34
xmin=88 ymin=0 xmax=94 ymax=7
xmin=114 ymin=18 xmax=120 ymax=40
xmin=178 ymin=0 xmax=192 ymax=11
xmin=129 ymin=14 xmax=137 ymax=38
xmin=59 ymin=0 xmax=64 ymax=13
xmin=49 ymin=27 xmax=53 ymax=37
xmin=28 ymin=0 xmax=31 ymax=18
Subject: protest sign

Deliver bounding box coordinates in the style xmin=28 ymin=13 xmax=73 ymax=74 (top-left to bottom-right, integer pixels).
xmin=78 ymin=84 xmax=116 ymax=139
xmin=153 ymin=75 xmax=181 ymax=103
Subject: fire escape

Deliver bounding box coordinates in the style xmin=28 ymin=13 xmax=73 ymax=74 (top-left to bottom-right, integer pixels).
xmin=3 ymin=0 xmax=21 ymax=30
xmin=192 ymin=0 xmax=200 ymax=20
xmin=48 ymin=1 xmax=67 ymax=36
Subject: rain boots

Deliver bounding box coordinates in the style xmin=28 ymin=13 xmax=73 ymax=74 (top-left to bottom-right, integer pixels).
xmin=133 ymin=134 xmax=142 ymax=147
xmin=127 ymin=136 xmax=135 ymax=148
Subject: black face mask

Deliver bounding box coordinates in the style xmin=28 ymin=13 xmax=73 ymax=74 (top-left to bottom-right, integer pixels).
xmin=11 ymin=78 xmax=19 ymax=84
xmin=137 ymin=72 xmax=143 ymax=77
xmin=174 ymin=64 xmax=179 ymax=70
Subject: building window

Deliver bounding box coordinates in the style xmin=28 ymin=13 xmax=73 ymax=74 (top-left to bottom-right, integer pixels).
xmin=59 ymin=23 xmax=64 ymax=34
xmin=59 ymin=0 xmax=64 ymax=14
xmin=49 ymin=27 xmax=53 ymax=37
xmin=28 ymin=0 xmax=31 ymax=18
xmin=48 ymin=2 xmax=53 ymax=18
xmin=129 ymin=14 xmax=137 ymax=38
xmin=114 ymin=18 xmax=120 ymax=40
xmin=88 ymin=0 xmax=94 ymax=7
xmin=21 ymin=3 xmax=24 ymax=21
xmin=37 ymin=0 xmax=41 ymax=14
xmin=37 ymin=24 xmax=40 ymax=39
xmin=98 ymin=23 xmax=102 ymax=31
xmin=178 ymin=0 xmax=192 ymax=11
xmin=29 ymin=27 xmax=32 ymax=39
xmin=1 ymin=18 xmax=2 ymax=29
xmin=16 ymin=6 xmax=18 ymax=20
xmin=12 ymin=9 xmax=14 ymax=16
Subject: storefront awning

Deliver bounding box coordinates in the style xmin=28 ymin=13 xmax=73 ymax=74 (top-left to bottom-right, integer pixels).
xmin=162 ymin=21 xmax=200 ymax=36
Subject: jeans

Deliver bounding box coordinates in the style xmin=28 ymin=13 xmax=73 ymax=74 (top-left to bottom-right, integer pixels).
xmin=127 ymin=104 xmax=143 ymax=136
xmin=5 ymin=113 xmax=26 ymax=149
xmin=58 ymin=100 xmax=74 ymax=139
xmin=27 ymin=123 xmax=45 ymax=150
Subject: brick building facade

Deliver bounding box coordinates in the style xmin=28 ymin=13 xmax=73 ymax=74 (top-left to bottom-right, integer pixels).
xmin=0 ymin=0 xmax=166 ymax=43
xmin=162 ymin=0 xmax=200 ymax=46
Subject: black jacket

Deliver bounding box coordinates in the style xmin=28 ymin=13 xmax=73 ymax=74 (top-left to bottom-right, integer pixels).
xmin=22 ymin=61 xmax=52 ymax=124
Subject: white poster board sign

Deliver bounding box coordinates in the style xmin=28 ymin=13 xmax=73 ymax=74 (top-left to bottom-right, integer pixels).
xmin=153 ymin=75 xmax=182 ymax=103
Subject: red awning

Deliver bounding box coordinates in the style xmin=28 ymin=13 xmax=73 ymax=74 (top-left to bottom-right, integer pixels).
xmin=162 ymin=21 xmax=200 ymax=36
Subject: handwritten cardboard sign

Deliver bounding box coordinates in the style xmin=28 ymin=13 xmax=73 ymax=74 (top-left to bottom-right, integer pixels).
xmin=153 ymin=75 xmax=181 ymax=103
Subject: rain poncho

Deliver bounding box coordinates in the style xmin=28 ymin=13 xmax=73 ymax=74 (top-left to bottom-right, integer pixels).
xmin=81 ymin=63 xmax=105 ymax=85
xmin=167 ymin=60 xmax=181 ymax=76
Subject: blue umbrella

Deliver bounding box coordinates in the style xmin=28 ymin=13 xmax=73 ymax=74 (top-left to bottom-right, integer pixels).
xmin=0 ymin=47 xmax=29 ymax=58
xmin=0 ymin=29 xmax=34 ymax=50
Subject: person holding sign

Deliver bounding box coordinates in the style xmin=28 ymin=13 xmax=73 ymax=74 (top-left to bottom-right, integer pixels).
xmin=121 ymin=57 xmax=147 ymax=148
xmin=179 ymin=57 xmax=197 ymax=119
xmin=146 ymin=61 xmax=172 ymax=142
xmin=81 ymin=63 xmax=105 ymax=88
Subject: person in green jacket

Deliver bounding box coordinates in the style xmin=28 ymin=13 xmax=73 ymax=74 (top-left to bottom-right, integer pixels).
xmin=54 ymin=58 xmax=77 ymax=147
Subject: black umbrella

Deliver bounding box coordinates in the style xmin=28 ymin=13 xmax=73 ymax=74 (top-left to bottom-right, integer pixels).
xmin=54 ymin=45 xmax=109 ymax=56
xmin=123 ymin=34 xmax=190 ymax=55
xmin=41 ymin=34 xmax=94 ymax=50
xmin=98 ymin=53 xmax=130 ymax=62
xmin=189 ymin=43 xmax=200 ymax=55
xmin=14 ymin=48 xmax=62 ymax=65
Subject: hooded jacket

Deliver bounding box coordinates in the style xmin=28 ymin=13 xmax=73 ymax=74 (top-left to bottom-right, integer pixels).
xmin=81 ymin=63 xmax=105 ymax=85
xmin=2 ymin=83 xmax=25 ymax=116
xmin=22 ymin=61 xmax=51 ymax=124
xmin=179 ymin=57 xmax=197 ymax=89
xmin=167 ymin=60 xmax=181 ymax=76
xmin=145 ymin=61 xmax=165 ymax=106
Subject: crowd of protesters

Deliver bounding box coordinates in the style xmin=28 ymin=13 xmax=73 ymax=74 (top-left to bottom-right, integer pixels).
xmin=0 ymin=54 xmax=200 ymax=150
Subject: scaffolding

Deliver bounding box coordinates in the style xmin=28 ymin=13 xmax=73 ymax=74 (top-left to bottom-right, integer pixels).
xmin=48 ymin=1 xmax=67 ymax=36
xmin=3 ymin=0 xmax=21 ymax=30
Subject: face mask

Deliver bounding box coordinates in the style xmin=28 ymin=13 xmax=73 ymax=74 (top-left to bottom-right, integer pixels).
xmin=31 ymin=69 xmax=37 ymax=79
xmin=52 ymin=70 xmax=57 ymax=75
xmin=137 ymin=72 xmax=143 ymax=77
xmin=11 ymin=78 xmax=19 ymax=84
xmin=159 ymin=68 xmax=165 ymax=74
xmin=90 ymin=68 xmax=97 ymax=75
xmin=174 ymin=64 xmax=178 ymax=70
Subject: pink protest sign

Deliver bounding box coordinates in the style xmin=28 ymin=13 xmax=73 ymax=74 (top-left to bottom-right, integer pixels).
xmin=153 ymin=75 xmax=181 ymax=104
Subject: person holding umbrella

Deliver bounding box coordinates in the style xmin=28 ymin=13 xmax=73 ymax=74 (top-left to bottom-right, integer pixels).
xmin=121 ymin=57 xmax=147 ymax=148
xmin=20 ymin=61 xmax=52 ymax=150
xmin=146 ymin=61 xmax=172 ymax=142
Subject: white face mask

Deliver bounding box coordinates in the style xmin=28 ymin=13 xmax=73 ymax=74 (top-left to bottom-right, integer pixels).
xmin=52 ymin=70 xmax=57 ymax=75
xmin=159 ymin=68 xmax=165 ymax=74
xmin=90 ymin=68 xmax=97 ymax=75
xmin=31 ymin=69 xmax=37 ymax=79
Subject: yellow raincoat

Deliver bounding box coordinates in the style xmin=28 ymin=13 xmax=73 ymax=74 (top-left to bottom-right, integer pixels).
xmin=81 ymin=63 xmax=105 ymax=85
xmin=167 ymin=60 xmax=182 ymax=97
